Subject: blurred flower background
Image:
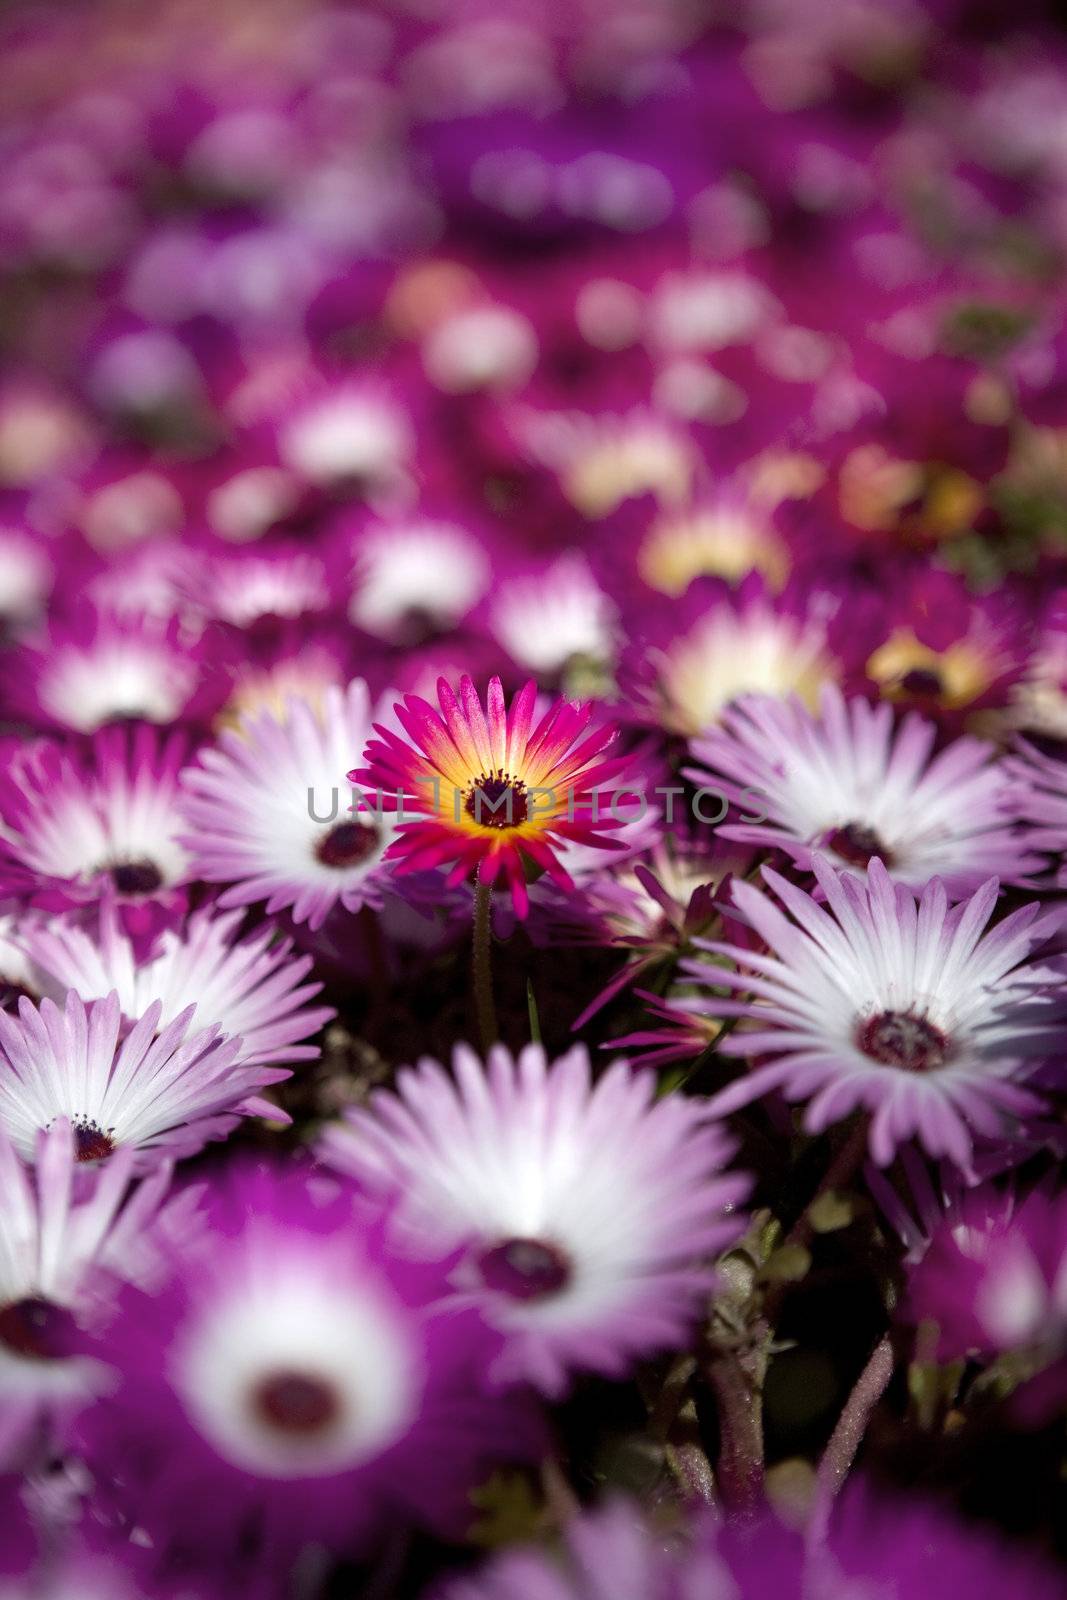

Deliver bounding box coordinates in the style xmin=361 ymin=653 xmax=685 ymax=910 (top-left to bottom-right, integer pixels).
xmin=3 ymin=0 xmax=1067 ymax=1594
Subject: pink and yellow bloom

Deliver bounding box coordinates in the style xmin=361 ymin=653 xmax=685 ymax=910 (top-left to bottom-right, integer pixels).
xmin=353 ymin=676 xmax=628 ymax=916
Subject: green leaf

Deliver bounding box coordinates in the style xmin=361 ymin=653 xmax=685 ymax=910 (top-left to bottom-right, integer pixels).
xmin=527 ymin=979 xmax=542 ymax=1045
xmin=467 ymin=1470 xmax=544 ymax=1548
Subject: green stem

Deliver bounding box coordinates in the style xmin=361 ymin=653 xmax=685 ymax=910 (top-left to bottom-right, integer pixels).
xmin=473 ymin=877 xmax=498 ymax=1050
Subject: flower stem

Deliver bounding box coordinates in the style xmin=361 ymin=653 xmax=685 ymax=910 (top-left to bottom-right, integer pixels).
xmin=706 ymin=1335 xmax=767 ymax=1518
xmin=809 ymin=1332 xmax=894 ymax=1543
xmin=472 ymin=877 xmax=498 ymax=1050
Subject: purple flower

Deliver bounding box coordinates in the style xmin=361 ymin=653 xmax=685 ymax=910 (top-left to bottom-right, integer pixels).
xmin=0 ymin=990 xmax=285 ymax=1170
xmin=320 ymin=1041 xmax=748 ymax=1395
xmin=905 ymin=1184 xmax=1067 ymax=1363
xmin=687 ymin=685 xmax=1041 ymax=895
xmin=1009 ymin=738 xmax=1067 ymax=886
xmin=21 ymin=904 xmax=334 ymax=1070
xmin=0 ymin=725 xmax=194 ymax=945
xmin=622 ymin=579 xmax=843 ymax=737
xmin=0 ymin=1117 xmax=193 ymax=1466
xmin=685 ymin=858 xmax=1065 ymax=1167
xmin=72 ymin=1164 xmax=538 ymax=1560
xmin=178 ymin=680 xmax=395 ymax=931
xmin=345 ymin=513 xmax=491 ymax=643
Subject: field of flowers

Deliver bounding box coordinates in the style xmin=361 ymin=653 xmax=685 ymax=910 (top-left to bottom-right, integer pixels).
xmin=1 ymin=0 xmax=1067 ymax=1594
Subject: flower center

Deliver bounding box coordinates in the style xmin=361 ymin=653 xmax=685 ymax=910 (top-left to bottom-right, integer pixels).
xmin=108 ymin=858 xmax=164 ymax=896
xmin=251 ymin=1369 xmax=341 ymax=1435
xmin=824 ymin=822 xmax=893 ymax=870
xmin=464 ymin=771 xmax=529 ymax=830
xmin=857 ymin=1010 xmax=949 ymax=1073
xmin=898 ymin=667 xmax=943 ymax=698
xmin=477 ymin=1237 xmax=572 ymax=1301
xmin=73 ymin=1119 xmax=115 ymax=1162
xmin=315 ymin=820 xmax=380 ymax=869
xmin=0 ymin=981 xmax=33 ymax=1011
xmin=0 ymin=1297 xmax=77 ymax=1361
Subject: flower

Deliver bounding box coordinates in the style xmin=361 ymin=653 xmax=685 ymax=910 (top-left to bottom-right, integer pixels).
xmin=626 ymin=584 xmax=841 ymax=737
xmin=422 ymin=303 xmax=538 ymax=393
xmin=0 ymin=725 xmax=194 ymax=940
xmin=3 ymin=607 xmax=219 ymax=734
xmin=636 ymin=496 xmax=790 ymax=597
xmin=520 ymin=408 xmax=696 ymax=518
xmin=0 ymin=525 xmax=52 ymax=627
xmin=275 ymin=378 xmax=413 ymax=491
xmin=0 ymin=990 xmax=286 ymax=1170
xmin=860 ymin=571 xmax=1022 ymax=717
xmin=347 ymin=516 xmax=490 ymax=642
xmin=487 ymin=553 xmax=617 ymax=678
xmin=687 ymin=685 xmax=1039 ymax=896
xmin=1008 ymin=739 xmax=1067 ymax=885
xmin=903 ymin=1184 xmax=1067 ymax=1362
xmin=22 ymin=905 xmax=334 ymax=1069
xmin=320 ymin=1041 xmax=748 ymax=1395
xmin=186 ymin=549 xmax=332 ymax=630
xmin=179 ymin=681 xmax=394 ymax=931
xmin=353 ymin=675 xmax=629 ymax=917
xmin=0 ymin=1117 xmax=189 ymax=1465
xmin=72 ymin=1164 xmax=536 ymax=1558
xmin=1009 ymin=590 xmax=1067 ymax=737
xmin=685 ymin=858 xmax=1064 ymax=1168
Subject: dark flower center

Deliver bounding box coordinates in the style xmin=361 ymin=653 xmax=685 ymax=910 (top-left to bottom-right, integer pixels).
xmin=0 ymin=1297 xmax=78 ymax=1361
xmin=0 ymin=981 xmax=33 ymax=1011
xmin=73 ymin=1119 xmax=115 ymax=1162
xmin=464 ymin=771 xmax=529 ymax=830
xmin=252 ymin=1369 xmax=341 ymax=1435
xmin=109 ymin=859 xmax=164 ymax=896
xmin=824 ymin=822 xmax=893 ymax=870
xmin=857 ymin=1010 xmax=949 ymax=1073
xmin=898 ymin=668 xmax=943 ymax=698
xmin=478 ymin=1237 xmax=572 ymax=1301
xmin=315 ymin=821 xmax=380 ymax=869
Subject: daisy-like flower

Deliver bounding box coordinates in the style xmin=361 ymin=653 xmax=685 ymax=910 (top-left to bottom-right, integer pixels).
xmin=902 ymin=1184 xmax=1067 ymax=1363
xmin=422 ymin=303 xmax=538 ymax=393
xmin=347 ymin=516 xmax=490 ymax=642
xmin=685 ymin=859 xmax=1064 ymax=1168
xmin=629 ymin=587 xmax=840 ymax=737
xmin=186 ymin=549 xmax=332 ymax=630
xmin=22 ymin=905 xmax=333 ymax=1069
xmin=687 ymin=686 xmax=1039 ymax=896
xmin=487 ymin=553 xmax=617 ymax=678
xmin=0 ymin=990 xmax=285 ymax=1169
xmin=1009 ymin=592 xmax=1067 ymax=738
xmin=3 ymin=607 xmax=218 ymax=733
xmin=1008 ymin=740 xmax=1067 ymax=885
xmin=636 ymin=496 xmax=790 ymax=597
xmin=0 ymin=725 xmax=193 ymax=929
xmin=0 ymin=911 xmax=39 ymax=1009
xmin=73 ymin=1165 xmax=536 ymax=1557
xmin=275 ymin=378 xmax=413 ymax=492
xmin=320 ymin=1041 xmax=748 ymax=1395
xmin=179 ymin=680 xmax=395 ymax=931
xmin=0 ymin=526 xmax=52 ymax=628
xmin=520 ymin=408 xmax=696 ymax=518
xmin=215 ymin=638 xmax=349 ymax=731
xmin=353 ymin=675 xmax=629 ymax=917
xmin=646 ymin=268 xmax=779 ymax=354
xmin=0 ymin=1116 xmax=190 ymax=1465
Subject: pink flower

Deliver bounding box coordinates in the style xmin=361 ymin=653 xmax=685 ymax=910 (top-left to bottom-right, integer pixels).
xmin=353 ymin=675 xmax=630 ymax=916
